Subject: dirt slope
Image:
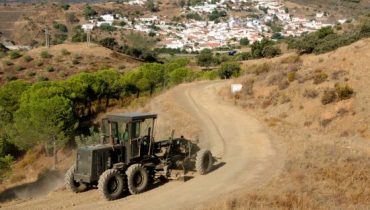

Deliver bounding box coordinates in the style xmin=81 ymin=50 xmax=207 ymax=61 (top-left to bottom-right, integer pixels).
xmin=0 ymin=43 xmax=141 ymax=84
xmin=1 ymin=81 xmax=283 ymax=210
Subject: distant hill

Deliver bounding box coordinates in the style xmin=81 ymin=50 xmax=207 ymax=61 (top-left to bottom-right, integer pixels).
xmin=288 ymin=0 xmax=370 ymax=17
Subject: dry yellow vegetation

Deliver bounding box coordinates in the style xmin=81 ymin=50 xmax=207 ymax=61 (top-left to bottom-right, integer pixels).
xmin=210 ymin=38 xmax=370 ymax=209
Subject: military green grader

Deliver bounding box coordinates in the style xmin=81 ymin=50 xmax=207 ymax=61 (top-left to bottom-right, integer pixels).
xmin=65 ymin=112 xmax=214 ymax=200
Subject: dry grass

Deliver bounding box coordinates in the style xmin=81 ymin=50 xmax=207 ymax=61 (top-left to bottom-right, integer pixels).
xmin=211 ymin=38 xmax=370 ymax=210
xmin=206 ymin=140 xmax=370 ymax=210
xmin=0 ymin=43 xmax=141 ymax=84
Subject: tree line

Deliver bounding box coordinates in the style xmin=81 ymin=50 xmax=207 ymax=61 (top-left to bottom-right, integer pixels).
xmin=0 ymin=58 xmax=224 ymax=174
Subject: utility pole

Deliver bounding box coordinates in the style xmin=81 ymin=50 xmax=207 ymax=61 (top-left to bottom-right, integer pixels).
xmin=45 ymin=26 xmax=50 ymax=48
xmin=86 ymin=29 xmax=91 ymax=46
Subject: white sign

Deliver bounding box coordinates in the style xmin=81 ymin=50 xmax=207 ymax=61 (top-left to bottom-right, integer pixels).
xmin=231 ymin=84 xmax=243 ymax=94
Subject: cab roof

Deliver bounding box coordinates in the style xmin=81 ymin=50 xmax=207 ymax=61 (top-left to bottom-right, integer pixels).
xmin=105 ymin=112 xmax=157 ymax=122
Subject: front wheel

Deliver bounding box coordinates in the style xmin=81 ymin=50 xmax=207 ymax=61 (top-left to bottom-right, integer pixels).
xmin=126 ymin=164 xmax=149 ymax=195
xmin=196 ymin=149 xmax=213 ymax=175
xmin=65 ymin=164 xmax=87 ymax=193
xmin=98 ymin=169 xmax=125 ymax=200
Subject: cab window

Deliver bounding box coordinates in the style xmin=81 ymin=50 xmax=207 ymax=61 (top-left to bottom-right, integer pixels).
xmin=111 ymin=122 xmax=118 ymax=139
xmin=131 ymin=122 xmax=141 ymax=139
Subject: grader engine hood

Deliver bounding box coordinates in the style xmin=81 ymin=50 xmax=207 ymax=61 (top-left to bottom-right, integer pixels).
xmin=74 ymin=145 xmax=116 ymax=183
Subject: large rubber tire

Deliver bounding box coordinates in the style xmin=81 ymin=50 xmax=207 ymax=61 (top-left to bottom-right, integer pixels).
xmin=196 ymin=149 xmax=213 ymax=175
xmin=65 ymin=164 xmax=87 ymax=193
xmin=98 ymin=169 xmax=125 ymax=200
xmin=126 ymin=164 xmax=149 ymax=195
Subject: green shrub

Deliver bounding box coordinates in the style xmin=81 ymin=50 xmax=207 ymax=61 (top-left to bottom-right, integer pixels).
xmin=0 ymin=155 xmax=14 ymax=178
xmin=37 ymin=76 xmax=49 ymax=81
xmin=251 ymin=38 xmax=281 ymax=58
xmin=169 ymin=67 xmax=196 ymax=85
xmin=9 ymin=50 xmax=22 ymax=59
xmin=15 ymin=65 xmax=26 ymax=72
xmin=72 ymin=59 xmax=80 ymax=65
xmin=71 ymin=26 xmax=87 ymax=42
xmin=200 ymin=70 xmax=219 ymax=80
xmin=58 ymin=71 xmax=68 ymax=77
xmin=335 ymin=83 xmax=354 ymax=100
xmin=26 ymin=71 xmax=36 ymax=77
xmin=23 ymin=55 xmax=33 ymax=62
xmin=40 ymin=51 xmax=52 ymax=59
xmin=61 ymin=3 xmax=70 ymax=10
xmin=218 ymin=62 xmax=241 ymax=79
xmin=99 ymin=37 xmax=117 ymax=49
xmin=321 ymin=89 xmax=337 ymax=105
xmin=197 ymin=49 xmax=215 ymax=67
xmin=239 ymin=37 xmax=250 ymax=46
xmin=99 ymin=23 xmax=116 ymax=32
xmin=45 ymin=66 xmax=55 ymax=72
xmin=5 ymin=74 xmax=17 ymax=81
xmin=61 ymin=49 xmax=71 ymax=56
xmin=313 ymin=72 xmax=328 ymax=84
xmin=52 ymin=34 xmax=68 ymax=45
xmin=3 ymin=60 xmax=13 ymax=66
xmin=83 ymin=5 xmax=97 ymax=19
xmin=235 ymin=52 xmax=252 ymax=61
xmin=186 ymin=12 xmax=203 ymax=21
xmin=36 ymin=60 xmax=43 ymax=66
xmin=53 ymin=21 xmax=68 ymax=33
xmin=287 ymin=23 xmax=370 ymax=55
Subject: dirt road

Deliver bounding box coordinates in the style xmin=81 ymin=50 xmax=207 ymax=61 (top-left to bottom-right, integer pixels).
xmin=2 ymin=81 xmax=283 ymax=210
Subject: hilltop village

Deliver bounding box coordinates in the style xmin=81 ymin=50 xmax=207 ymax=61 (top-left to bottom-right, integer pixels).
xmin=81 ymin=0 xmax=346 ymax=51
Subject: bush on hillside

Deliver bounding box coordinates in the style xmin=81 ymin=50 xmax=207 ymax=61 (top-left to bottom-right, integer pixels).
xmin=45 ymin=66 xmax=55 ymax=72
xmin=0 ymin=155 xmax=13 ymax=179
xmin=313 ymin=72 xmax=328 ymax=84
xmin=240 ymin=37 xmax=250 ymax=46
xmin=53 ymin=21 xmax=68 ymax=33
xmin=23 ymin=55 xmax=33 ymax=62
xmin=251 ymin=38 xmax=281 ymax=58
xmin=335 ymin=83 xmax=354 ymax=100
xmin=61 ymin=49 xmax=71 ymax=56
xmin=321 ymin=89 xmax=337 ymax=105
xmin=100 ymin=23 xmax=116 ymax=32
xmin=83 ymin=6 xmax=97 ymax=19
xmin=9 ymin=51 xmax=22 ymax=59
xmin=71 ymin=26 xmax=87 ymax=42
xmin=100 ymin=37 xmax=118 ymax=50
xmin=218 ymin=62 xmax=241 ymax=79
xmin=288 ymin=22 xmax=370 ymax=54
xmin=15 ymin=65 xmax=25 ymax=72
xmin=197 ymin=49 xmax=215 ymax=67
xmin=40 ymin=51 xmax=52 ymax=59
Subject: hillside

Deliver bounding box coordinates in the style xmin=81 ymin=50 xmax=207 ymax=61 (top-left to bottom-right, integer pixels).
xmin=0 ymin=43 xmax=141 ymax=84
xmin=1 ymin=37 xmax=370 ymax=210
xmin=287 ymin=0 xmax=370 ymax=18
xmin=211 ymin=37 xmax=370 ymax=209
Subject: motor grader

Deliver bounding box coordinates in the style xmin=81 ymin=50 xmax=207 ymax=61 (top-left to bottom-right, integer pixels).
xmin=65 ymin=112 xmax=214 ymax=200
